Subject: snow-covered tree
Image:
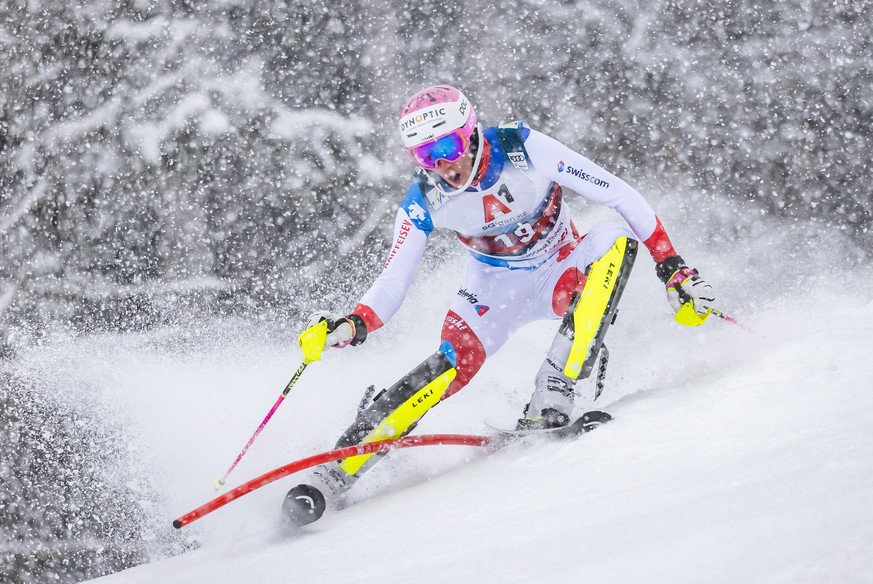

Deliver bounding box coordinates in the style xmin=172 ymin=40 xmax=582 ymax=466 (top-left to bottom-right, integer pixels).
xmin=0 ymin=369 xmax=189 ymax=583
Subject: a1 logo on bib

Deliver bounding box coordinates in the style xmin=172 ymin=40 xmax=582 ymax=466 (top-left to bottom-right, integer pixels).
xmin=482 ymin=194 xmax=512 ymax=223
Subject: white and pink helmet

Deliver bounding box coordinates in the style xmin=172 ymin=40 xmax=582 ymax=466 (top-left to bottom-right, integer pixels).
xmin=399 ymin=85 xmax=478 ymax=171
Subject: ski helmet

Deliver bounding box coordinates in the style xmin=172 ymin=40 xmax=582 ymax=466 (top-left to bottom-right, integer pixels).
xmin=399 ymin=85 xmax=478 ymax=170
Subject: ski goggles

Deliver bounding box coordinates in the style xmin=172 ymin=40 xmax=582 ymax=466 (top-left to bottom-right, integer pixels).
xmin=410 ymin=131 xmax=470 ymax=169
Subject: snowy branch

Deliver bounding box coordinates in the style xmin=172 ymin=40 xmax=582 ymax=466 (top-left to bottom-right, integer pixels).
xmin=0 ymin=181 xmax=48 ymax=236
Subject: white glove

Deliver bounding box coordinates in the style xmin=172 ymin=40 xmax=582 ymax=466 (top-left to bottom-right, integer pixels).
xmin=304 ymin=311 xmax=356 ymax=349
xmin=665 ymin=267 xmax=716 ymax=315
xmin=655 ymin=256 xmax=716 ymax=327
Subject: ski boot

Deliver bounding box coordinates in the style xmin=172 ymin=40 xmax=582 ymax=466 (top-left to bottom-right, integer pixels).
xmin=516 ymin=366 xmax=577 ymax=431
xmin=515 ymin=406 xmax=571 ymax=431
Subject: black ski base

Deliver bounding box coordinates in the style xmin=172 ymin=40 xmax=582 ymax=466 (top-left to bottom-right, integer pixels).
xmin=282 ymin=484 xmax=326 ymax=526
xmin=548 ymin=410 xmax=612 ymax=438
xmin=491 ymin=410 xmax=613 ymax=442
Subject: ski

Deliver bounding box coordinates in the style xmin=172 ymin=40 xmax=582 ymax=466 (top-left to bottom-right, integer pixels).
xmin=487 ymin=410 xmax=613 ymax=445
xmin=278 ymin=412 xmax=613 ymax=525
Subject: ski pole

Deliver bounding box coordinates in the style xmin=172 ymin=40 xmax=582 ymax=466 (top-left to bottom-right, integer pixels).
xmin=710 ymin=308 xmax=753 ymax=332
xmin=215 ymin=320 xmax=330 ymax=491
xmin=673 ymin=283 xmax=749 ymax=331
xmin=215 ymin=360 xmax=310 ymax=491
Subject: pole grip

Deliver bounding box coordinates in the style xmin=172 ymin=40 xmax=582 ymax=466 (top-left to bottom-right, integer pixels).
xmin=298 ymin=320 xmax=329 ymax=364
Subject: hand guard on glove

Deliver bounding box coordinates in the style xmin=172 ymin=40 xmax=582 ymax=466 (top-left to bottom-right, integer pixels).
xmin=656 ymin=256 xmax=716 ymax=326
xmin=297 ymin=311 xmax=368 ymax=363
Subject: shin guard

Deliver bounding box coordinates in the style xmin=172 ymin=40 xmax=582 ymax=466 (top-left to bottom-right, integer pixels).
xmin=564 ymin=237 xmax=638 ymax=380
xmin=335 ymin=347 xmax=457 ymax=477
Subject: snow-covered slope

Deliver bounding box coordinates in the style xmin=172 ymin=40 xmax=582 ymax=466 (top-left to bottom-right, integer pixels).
xmin=14 ymin=221 xmax=873 ymax=584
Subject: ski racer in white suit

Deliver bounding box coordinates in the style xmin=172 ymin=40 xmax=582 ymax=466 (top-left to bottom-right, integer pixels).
xmin=285 ymin=85 xmax=716 ymax=525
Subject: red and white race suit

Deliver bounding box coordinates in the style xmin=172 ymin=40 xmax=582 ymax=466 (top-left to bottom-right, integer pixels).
xmin=350 ymin=121 xmax=678 ymax=397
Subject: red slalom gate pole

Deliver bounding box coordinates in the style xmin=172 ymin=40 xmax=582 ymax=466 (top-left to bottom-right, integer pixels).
xmin=173 ymin=433 xmax=492 ymax=529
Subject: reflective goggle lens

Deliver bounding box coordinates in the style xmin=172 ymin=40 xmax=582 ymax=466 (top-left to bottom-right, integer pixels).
xmin=412 ymin=132 xmax=468 ymax=169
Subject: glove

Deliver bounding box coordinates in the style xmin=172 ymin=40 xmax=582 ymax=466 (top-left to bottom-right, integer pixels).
xmin=297 ymin=311 xmax=367 ymax=363
xmin=656 ymin=256 xmax=716 ymax=326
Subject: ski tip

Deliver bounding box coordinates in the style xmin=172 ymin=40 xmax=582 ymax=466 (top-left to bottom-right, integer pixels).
xmin=282 ymin=484 xmax=327 ymax=527
xmin=581 ymin=410 xmax=613 ymax=425
xmin=172 ymin=519 xmax=182 ymax=529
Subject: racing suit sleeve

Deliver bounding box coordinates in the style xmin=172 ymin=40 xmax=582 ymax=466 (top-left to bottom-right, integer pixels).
xmin=524 ymin=128 xmax=678 ymax=263
xmin=351 ymin=206 xmax=429 ymax=333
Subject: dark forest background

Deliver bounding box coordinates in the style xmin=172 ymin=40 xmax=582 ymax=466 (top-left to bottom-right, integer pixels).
xmin=1 ymin=0 xmax=870 ymax=581
xmin=2 ymin=0 xmax=870 ymax=350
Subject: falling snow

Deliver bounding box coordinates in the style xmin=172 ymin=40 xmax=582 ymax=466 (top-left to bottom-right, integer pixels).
xmin=1 ymin=1 xmax=872 ymax=583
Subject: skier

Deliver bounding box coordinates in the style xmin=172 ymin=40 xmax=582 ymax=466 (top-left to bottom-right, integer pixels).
xmin=283 ymin=85 xmax=715 ymax=525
